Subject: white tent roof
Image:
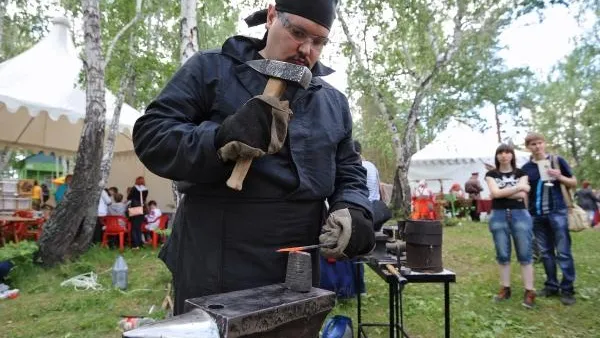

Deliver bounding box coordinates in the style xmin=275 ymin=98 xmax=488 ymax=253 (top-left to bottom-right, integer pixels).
xmin=408 ymin=121 xmax=531 ymax=198
xmin=411 ymin=121 xmax=530 ymax=164
xmin=0 ymin=16 xmax=142 ymax=155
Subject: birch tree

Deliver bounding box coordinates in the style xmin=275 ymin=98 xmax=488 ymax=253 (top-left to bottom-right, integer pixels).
xmin=40 ymin=0 xmax=106 ymax=265
xmin=339 ymin=0 xmax=517 ymax=213
xmin=180 ymin=0 xmax=198 ymax=64
xmin=99 ymin=0 xmax=143 ymax=187
xmin=170 ymin=0 xmax=198 ymax=207
xmin=468 ymin=58 xmax=533 ymax=143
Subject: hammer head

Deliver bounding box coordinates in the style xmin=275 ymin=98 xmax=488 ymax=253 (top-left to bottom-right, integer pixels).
xmin=246 ymin=59 xmax=312 ymax=89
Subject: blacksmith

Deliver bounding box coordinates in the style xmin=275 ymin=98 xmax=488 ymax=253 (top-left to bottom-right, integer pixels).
xmin=133 ymin=0 xmax=375 ymax=315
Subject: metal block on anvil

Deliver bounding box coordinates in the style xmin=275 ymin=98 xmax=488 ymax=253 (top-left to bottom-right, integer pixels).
xmin=184 ymin=283 xmax=336 ymax=338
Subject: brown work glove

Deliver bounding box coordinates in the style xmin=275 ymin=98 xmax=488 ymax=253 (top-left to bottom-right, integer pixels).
xmin=215 ymin=95 xmax=292 ymax=162
xmin=319 ymin=203 xmax=376 ymax=260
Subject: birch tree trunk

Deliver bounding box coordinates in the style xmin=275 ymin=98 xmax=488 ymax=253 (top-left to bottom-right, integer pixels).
xmin=39 ymin=0 xmax=106 ymax=265
xmin=99 ymin=34 xmax=135 ymax=188
xmin=172 ymin=0 xmax=198 ymax=207
xmin=99 ymin=67 xmax=132 ymax=188
xmin=494 ymin=104 xmax=502 ymax=143
xmin=337 ymin=9 xmax=410 ymax=214
xmin=104 ymin=0 xmax=143 ymax=68
xmin=180 ymin=0 xmax=198 ymax=65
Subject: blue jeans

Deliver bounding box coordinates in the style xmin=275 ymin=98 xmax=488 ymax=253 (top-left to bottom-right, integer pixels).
xmin=533 ymin=209 xmax=575 ymax=294
xmin=489 ymin=209 xmax=533 ymax=264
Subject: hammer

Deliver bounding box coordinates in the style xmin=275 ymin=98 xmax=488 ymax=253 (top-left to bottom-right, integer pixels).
xmin=226 ymin=59 xmax=313 ymax=191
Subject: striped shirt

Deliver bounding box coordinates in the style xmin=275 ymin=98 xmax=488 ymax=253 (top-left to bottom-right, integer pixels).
xmin=362 ymin=160 xmax=380 ymax=201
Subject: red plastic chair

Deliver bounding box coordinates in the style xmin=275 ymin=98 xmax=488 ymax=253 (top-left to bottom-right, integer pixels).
xmin=151 ymin=215 xmax=169 ymax=249
xmin=101 ymin=216 xmax=131 ymax=252
xmin=142 ymin=215 xmax=169 ymax=249
xmin=26 ymin=218 xmax=45 ymax=241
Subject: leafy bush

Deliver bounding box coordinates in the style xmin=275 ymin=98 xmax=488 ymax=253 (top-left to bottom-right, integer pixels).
xmin=0 ymin=241 xmax=39 ymax=282
xmin=0 ymin=241 xmax=38 ymax=262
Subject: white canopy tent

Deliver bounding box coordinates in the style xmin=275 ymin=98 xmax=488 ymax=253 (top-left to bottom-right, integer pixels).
xmin=0 ymin=16 xmax=140 ymax=155
xmin=0 ymin=17 xmax=174 ymax=211
xmin=408 ymin=121 xmax=531 ymax=198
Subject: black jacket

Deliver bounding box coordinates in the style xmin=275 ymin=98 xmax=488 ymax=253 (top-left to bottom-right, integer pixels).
xmin=127 ymin=186 xmax=148 ymax=208
xmin=132 ymin=35 xmax=371 ymax=211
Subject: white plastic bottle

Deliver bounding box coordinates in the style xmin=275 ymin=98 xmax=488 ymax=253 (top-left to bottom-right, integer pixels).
xmin=112 ymin=255 xmax=128 ymax=290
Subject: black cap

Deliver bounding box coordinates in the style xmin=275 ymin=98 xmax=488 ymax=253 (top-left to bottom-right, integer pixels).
xmin=244 ymin=0 xmax=339 ymax=30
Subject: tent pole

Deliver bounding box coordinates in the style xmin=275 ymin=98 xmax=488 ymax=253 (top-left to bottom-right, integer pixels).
xmin=55 ymin=155 xmax=60 ymax=179
xmin=62 ymin=156 xmax=68 ymax=175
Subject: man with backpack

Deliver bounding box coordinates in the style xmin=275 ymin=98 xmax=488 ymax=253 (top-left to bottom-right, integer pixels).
xmin=522 ymin=132 xmax=578 ymax=305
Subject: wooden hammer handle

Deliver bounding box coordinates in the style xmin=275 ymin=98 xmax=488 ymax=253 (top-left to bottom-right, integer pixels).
xmin=226 ymin=77 xmax=288 ymax=191
xmin=226 ymin=158 xmax=253 ymax=191
xmin=264 ymin=77 xmax=287 ymax=97
xmin=386 ymin=264 xmax=408 ymax=285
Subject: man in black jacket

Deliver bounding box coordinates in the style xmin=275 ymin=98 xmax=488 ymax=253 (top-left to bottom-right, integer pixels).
xmin=133 ymin=0 xmax=375 ymax=315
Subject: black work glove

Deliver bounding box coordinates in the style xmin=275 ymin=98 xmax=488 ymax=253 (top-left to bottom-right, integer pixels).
xmin=215 ymin=95 xmax=292 ymax=162
xmin=319 ymin=202 xmax=376 ymax=259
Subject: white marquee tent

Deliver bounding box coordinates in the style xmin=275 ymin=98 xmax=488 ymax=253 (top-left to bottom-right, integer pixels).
xmin=408 ymin=121 xmax=531 ymax=198
xmin=0 ymin=17 xmax=174 ymax=211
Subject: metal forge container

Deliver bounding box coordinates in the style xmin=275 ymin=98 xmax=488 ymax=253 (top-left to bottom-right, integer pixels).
xmin=405 ymin=219 xmax=443 ymax=273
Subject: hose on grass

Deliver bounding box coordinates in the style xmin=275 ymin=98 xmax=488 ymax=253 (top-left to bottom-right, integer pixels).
xmin=60 ymin=272 xmax=104 ymax=291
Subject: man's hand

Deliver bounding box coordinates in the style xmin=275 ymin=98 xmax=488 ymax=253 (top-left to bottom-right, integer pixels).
xmin=547 ymin=168 xmax=562 ymax=179
xmin=215 ymin=95 xmax=292 ymax=162
xmin=319 ymin=203 xmax=375 ymax=260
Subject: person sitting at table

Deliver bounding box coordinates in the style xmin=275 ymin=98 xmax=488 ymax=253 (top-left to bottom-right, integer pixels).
xmin=108 ymin=186 xmax=119 ymax=202
xmin=144 ymin=200 xmax=162 ymax=232
xmin=412 ymin=180 xmax=436 ymax=219
xmin=107 ymin=193 xmax=128 ymax=228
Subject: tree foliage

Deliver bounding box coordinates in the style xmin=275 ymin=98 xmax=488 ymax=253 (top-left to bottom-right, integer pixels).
xmin=57 ymin=0 xmax=239 ymax=111
xmin=532 ymin=43 xmax=600 ymax=182
xmin=0 ymin=0 xmax=50 ymax=62
xmin=530 ymin=0 xmax=599 ymax=185
xmin=339 ymin=0 xmax=522 ymax=212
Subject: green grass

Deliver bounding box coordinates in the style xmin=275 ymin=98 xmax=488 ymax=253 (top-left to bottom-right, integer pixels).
xmin=329 ymin=222 xmax=600 ymax=338
xmin=0 ymin=247 xmax=171 ymax=338
xmin=1 ymin=223 xmax=599 ymax=338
